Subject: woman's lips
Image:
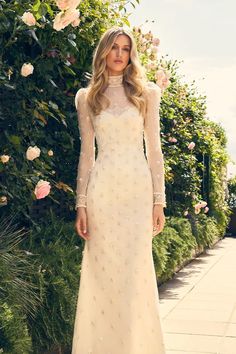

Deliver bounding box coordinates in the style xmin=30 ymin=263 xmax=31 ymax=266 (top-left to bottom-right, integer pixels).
xmin=114 ymin=60 xmax=123 ymax=63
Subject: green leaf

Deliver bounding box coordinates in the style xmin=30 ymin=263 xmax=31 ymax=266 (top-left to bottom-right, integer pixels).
xmin=32 ymin=0 xmax=41 ymax=12
xmin=8 ymin=135 xmax=21 ymax=145
xmin=38 ymin=3 xmax=48 ymax=17
xmin=45 ymin=3 xmax=53 ymax=17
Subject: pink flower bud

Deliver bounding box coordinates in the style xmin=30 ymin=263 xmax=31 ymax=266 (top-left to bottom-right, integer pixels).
xmin=188 ymin=142 xmax=195 ymax=150
xmin=21 ymin=12 xmax=36 ymax=26
xmin=152 ymin=38 xmax=160 ymax=46
xmin=34 ymin=180 xmax=51 ymax=199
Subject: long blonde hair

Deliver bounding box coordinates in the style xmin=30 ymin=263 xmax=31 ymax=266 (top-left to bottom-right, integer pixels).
xmin=86 ymin=26 xmax=148 ymax=117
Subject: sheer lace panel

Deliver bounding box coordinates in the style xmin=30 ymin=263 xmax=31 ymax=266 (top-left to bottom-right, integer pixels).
xmin=144 ymin=82 xmax=166 ymax=208
xmin=74 ymin=88 xmax=95 ymax=210
xmin=74 ymin=78 xmax=167 ymax=210
xmin=108 ymin=74 xmax=123 ymax=87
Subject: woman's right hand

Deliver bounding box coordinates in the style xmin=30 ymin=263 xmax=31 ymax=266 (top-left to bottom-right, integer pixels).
xmin=75 ymin=207 xmax=90 ymax=240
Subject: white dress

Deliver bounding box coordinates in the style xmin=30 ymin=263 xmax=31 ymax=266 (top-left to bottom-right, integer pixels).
xmin=72 ymin=73 xmax=167 ymax=354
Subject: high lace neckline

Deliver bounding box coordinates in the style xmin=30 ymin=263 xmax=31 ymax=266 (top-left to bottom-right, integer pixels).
xmin=108 ymin=74 xmax=124 ymax=87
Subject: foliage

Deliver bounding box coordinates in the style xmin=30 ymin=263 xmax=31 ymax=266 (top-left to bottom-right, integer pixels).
xmin=152 ymin=215 xmax=221 ymax=283
xmin=152 ymin=216 xmax=197 ymax=282
xmin=0 ymin=302 xmax=32 ymax=354
xmin=0 ymin=214 xmax=40 ymax=354
xmin=226 ymin=176 xmax=236 ymax=208
xmin=24 ymin=215 xmax=84 ymax=353
xmin=188 ymin=213 xmax=222 ymax=248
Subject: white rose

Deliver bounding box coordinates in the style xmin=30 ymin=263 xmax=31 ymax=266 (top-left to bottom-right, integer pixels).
xmin=0 ymin=196 xmax=7 ymax=205
xmin=21 ymin=12 xmax=36 ymax=26
xmin=0 ymin=155 xmax=10 ymax=163
xmin=26 ymin=146 xmax=41 ymax=161
xmin=48 ymin=150 xmax=54 ymax=156
xmin=56 ymin=0 xmax=81 ymax=10
xmin=21 ymin=63 xmax=34 ymax=77
xmin=53 ymin=8 xmax=80 ymax=31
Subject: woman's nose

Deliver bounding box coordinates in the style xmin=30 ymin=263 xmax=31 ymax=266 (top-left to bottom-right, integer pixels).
xmin=116 ymin=48 xmax=122 ymax=57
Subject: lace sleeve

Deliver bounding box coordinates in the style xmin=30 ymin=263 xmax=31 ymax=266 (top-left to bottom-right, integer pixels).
xmin=144 ymin=82 xmax=166 ymax=208
xmin=74 ymin=88 xmax=95 ymax=210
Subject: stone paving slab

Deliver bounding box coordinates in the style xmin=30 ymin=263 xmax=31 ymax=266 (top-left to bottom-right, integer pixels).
xmin=158 ymin=237 xmax=236 ymax=354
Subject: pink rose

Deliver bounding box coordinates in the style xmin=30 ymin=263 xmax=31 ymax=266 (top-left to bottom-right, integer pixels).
xmin=34 ymin=180 xmax=51 ymax=199
xmin=21 ymin=63 xmax=34 ymax=77
xmin=155 ymin=69 xmax=171 ymax=90
xmin=53 ymin=8 xmax=80 ymax=31
xmin=152 ymin=37 xmax=160 ymax=46
xmin=188 ymin=142 xmax=195 ymax=150
xmin=21 ymin=12 xmax=36 ymax=26
xmin=199 ymin=201 xmax=207 ymax=208
xmin=204 ymin=207 xmax=209 ymax=213
xmin=56 ymin=0 xmax=81 ymax=10
xmin=71 ymin=17 xmax=80 ymax=27
xmin=168 ymin=137 xmax=177 ymax=143
xmin=194 ymin=200 xmax=207 ymax=214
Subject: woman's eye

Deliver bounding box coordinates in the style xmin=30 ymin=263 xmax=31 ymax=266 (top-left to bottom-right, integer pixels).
xmin=111 ymin=46 xmax=130 ymax=51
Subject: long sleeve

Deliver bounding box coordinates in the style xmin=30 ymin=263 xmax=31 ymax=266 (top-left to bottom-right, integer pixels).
xmin=74 ymin=88 xmax=95 ymax=210
xmin=144 ymin=82 xmax=166 ymax=208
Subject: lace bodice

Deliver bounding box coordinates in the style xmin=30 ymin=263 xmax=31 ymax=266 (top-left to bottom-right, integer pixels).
xmin=74 ymin=74 xmax=166 ymax=209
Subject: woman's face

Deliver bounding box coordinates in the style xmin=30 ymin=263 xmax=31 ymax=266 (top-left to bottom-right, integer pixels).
xmin=106 ymin=34 xmax=131 ymax=76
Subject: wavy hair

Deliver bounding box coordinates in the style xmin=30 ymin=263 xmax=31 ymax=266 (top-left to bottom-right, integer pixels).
xmin=86 ymin=26 xmax=148 ymax=117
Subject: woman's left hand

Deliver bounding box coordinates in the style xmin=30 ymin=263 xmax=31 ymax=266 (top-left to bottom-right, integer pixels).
xmin=153 ymin=204 xmax=166 ymax=237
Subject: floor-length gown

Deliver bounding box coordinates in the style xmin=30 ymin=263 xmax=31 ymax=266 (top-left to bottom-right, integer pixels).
xmin=71 ymin=73 xmax=167 ymax=354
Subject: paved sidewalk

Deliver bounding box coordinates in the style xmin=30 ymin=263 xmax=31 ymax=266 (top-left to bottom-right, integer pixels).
xmin=158 ymin=236 xmax=236 ymax=354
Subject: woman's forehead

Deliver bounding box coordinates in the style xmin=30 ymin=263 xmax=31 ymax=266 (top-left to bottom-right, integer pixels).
xmin=114 ymin=34 xmax=131 ymax=45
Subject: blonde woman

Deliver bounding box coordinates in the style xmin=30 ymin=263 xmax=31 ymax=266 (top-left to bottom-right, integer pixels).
xmin=72 ymin=26 xmax=167 ymax=354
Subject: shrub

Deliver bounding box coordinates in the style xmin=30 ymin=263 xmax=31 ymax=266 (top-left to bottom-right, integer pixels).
xmin=24 ymin=215 xmax=84 ymax=353
xmin=0 ymin=214 xmax=40 ymax=354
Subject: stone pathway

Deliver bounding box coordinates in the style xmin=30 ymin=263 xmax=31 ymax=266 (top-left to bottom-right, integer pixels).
xmin=158 ymin=236 xmax=236 ymax=354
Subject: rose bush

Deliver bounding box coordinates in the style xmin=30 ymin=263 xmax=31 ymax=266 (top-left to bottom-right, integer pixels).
xmin=0 ymin=0 xmax=132 ymax=226
xmin=133 ymin=26 xmax=230 ymax=232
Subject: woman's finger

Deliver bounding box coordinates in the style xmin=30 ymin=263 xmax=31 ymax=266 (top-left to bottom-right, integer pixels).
xmin=79 ymin=218 xmax=90 ymax=240
xmin=76 ymin=218 xmax=88 ymax=240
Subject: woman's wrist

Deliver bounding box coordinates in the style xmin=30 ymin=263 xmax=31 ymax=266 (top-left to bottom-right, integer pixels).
xmin=153 ymin=203 xmax=166 ymax=209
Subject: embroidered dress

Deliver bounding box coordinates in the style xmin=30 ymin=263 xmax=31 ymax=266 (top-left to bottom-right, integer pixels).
xmin=72 ymin=74 xmax=166 ymax=354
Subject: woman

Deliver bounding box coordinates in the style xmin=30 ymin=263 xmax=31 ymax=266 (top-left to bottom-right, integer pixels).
xmin=72 ymin=26 xmax=167 ymax=354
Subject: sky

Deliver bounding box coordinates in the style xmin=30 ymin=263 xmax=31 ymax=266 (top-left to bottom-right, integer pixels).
xmin=129 ymin=0 xmax=236 ymax=179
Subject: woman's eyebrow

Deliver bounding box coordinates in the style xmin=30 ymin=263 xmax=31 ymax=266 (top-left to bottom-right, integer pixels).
xmin=113 ymin=43 xmax=131 ymax=47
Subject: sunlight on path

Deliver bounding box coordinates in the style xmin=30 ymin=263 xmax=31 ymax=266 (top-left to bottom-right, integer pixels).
xmin=158 ymin=237 xmax=236 ymax=354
